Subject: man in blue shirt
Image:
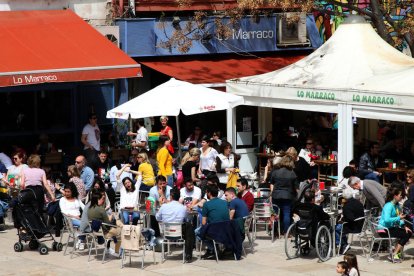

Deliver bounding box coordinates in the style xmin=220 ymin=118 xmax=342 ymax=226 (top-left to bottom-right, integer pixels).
xmin=75 ymin=155 xmax=94 ymax=192
xmin=156 ymin=187 xmax=187 ymax=223
xmin=149 ymin=175 xmax=172 ymax=206
xmin=225 ymin=187 xmax=249 ymax=220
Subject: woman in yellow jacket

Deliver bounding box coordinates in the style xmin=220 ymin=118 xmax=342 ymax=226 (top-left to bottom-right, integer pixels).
xmin=156 ymin=135 xmax=173 ymax=187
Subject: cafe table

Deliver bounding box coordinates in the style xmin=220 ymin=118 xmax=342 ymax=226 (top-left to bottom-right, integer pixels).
xmin=376 ymin=167 xmax=407 ymax=187
xmin=313 ymin=159 xmax=338 ymax=185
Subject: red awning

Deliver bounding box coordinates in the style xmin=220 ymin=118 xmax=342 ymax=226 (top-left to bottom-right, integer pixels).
xmin=140 ymin=54 xmax=306 ymax=85
xmin=0 ymin=10 xmax=142 ymax=87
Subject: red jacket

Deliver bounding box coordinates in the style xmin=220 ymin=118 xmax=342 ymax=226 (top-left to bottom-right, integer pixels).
xmin=238 ymin=191 xmax=254 ymax=212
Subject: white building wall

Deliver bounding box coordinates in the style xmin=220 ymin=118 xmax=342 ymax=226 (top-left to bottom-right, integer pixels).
xmin=0 ymin=0 xmax=111 ymax=25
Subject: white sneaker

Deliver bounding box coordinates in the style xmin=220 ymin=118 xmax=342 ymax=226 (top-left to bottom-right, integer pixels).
xmin=78 ymin=242 xmax=85 ymax=250
xmin=75 ymin=240 xmax=82 ymax=250
xmin=108 ymin=248 xmax=119 ymax=258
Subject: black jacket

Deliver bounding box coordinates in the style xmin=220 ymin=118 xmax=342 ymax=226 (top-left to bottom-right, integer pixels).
xmin=270 ymin=167 xmax=297 ymax=200
xmin=342 ymin=198 xmax=365 ymax=233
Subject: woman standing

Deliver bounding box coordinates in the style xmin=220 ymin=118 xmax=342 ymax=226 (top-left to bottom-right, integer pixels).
xmin=66 ymin=165 xmax=86 ymax=201
xmin=21 ymin=154 xmax=55 ymax=213
xmin=3 ymin=151 xmax=28 ymax=188
xmin=216 ymin=142 xmax=238 ymax=189
xmin=270 ymin=155 xmax=297 ymax=234
xmin=159 ymin=116 xmax=174 ymax=154
xmin=198 ymin=135 xmax=218 ymax=179
xmin=378 ymin=187 xmax=412 ymax=263
xmin=156 ymin=135 xmax=174 ymax=187
xmin=120 ymin=177 xmax=140 ymax=225
xmin=181 ymin=148 xmax=201 ymax=183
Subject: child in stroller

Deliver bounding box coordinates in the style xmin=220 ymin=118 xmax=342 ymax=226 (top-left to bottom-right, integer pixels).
xmin=12 ymin=188 xmax=62 ymax=254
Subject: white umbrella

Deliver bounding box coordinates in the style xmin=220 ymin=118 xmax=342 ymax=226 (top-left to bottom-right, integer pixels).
xmin=107 ymin=78 xmax=244 ymax=158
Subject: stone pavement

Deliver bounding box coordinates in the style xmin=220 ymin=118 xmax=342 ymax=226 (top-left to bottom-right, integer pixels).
xmin=0 ymin=223 xmax=414 ymax=276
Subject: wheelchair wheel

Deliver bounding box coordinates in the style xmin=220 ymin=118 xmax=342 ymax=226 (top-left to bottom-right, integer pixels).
xmin=285 ymin=223 xmax=300 ymax=259
xmin=315 ymin=225 xmax=332 ymax=262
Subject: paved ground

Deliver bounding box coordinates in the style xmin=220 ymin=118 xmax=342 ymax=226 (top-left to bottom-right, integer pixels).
xmin=0 ymin=221 xmax=414 ymax=276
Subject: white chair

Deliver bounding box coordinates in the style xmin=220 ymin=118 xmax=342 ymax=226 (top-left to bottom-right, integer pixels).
xmin=160 ymin=222 xmax=186 ymax=263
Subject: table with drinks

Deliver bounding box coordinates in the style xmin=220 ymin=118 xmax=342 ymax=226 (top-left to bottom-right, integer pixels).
xmin=313 ymin=159 xmax=338 ymax=186
xmin=377 ymin=163 xmax=407 ymax=187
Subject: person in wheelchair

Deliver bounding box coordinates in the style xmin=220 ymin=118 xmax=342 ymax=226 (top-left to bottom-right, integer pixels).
xmin=293 ymin=190 xmax=330 ymax=247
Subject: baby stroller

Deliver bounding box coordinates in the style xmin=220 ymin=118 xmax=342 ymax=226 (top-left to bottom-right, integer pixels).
xmin=12 ymin=189 xmax=62 ymax=254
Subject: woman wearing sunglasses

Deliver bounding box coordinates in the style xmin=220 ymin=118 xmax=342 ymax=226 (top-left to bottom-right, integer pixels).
xmin=3 ymin=151 xmax=28 ymax=189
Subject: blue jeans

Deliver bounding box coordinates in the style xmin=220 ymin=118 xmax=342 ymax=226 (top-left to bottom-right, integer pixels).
xmin=167 ymin=175 xmax=174 ymax=188
xmin=195 ymin=226 xmax=214 ymax=251
xmin=71 ymin=218 xmax=85 ymax=241
xmin=364 ymin=172 xmax=381 ymax=183
xmin=335 ymin=224 xmax=347 ymax=247
xmin=139 ymin=184 xmax=152 ymax=192
xmin=121 ymin=210 xmax=140 ymax=225
xmin=273 ymin=198 xmax=291 ymax=233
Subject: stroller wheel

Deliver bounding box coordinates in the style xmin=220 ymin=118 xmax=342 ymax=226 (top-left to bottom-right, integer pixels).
xmin=29 ymin=240 xmax=39 ymax=250
xmin=14 ymin=242 xmax=23 ymax=252
xmin=56 ymin=243 xmax=63 ymax=252
xmin=38 ymin=244 xmax=48 ymax=255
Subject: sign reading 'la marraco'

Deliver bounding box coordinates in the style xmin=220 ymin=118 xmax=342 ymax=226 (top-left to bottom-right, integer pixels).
xmin=352 ymin=94 xmax=395 ymax=105
xmin=232 ymin=28 xmax=274 ymax=40
xmin=297 ymin=90 xmax=336 ymax=100
xmin=13 ymin=74 xmax=58 ymax=85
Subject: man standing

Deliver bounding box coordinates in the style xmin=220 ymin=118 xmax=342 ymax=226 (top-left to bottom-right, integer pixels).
xmin=149 ymin=175 xmax=172 ymax=206
xmin=127 ymin=118 xmax=148 ymax=152
xmin=236 ymin=178 xmax=254 ymax=212
xmin=81 ymin=113 xmax=100 ymax=167
xmin=179 ymin=178 xmax=202 ymax=210
xmin=348 ymin=176 xmax=386 ymax=209
xmin=225 ymin=187 xmax=249 ymax=220
xmin=75 ymin=155 xmax=94 ymax=192
xmin=93 ymin=150 xmax=112 ymax=182
xmin=358 ymin=142 xmax=384 ymax=183
xmin=156 ymin=187 xmax=187 ymax=223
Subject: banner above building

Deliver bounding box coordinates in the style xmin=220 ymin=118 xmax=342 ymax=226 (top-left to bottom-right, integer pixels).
xmin=117 ymin=14 xmax=322 ymax=57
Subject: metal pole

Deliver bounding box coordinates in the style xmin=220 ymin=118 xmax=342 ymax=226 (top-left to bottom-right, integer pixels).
xmin=175 ymin=116 xmax=182 ymax=165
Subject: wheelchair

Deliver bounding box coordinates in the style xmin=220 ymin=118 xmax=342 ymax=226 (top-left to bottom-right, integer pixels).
xmin=284 ymin=208 xmax=333 ymax=262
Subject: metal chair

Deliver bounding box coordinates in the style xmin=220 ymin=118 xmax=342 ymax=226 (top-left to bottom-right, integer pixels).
xmin=367 ymin=219 xmax=399 ymax=262
xmin=120 ymin=224 xmax=156 ymax=269
xmin=87 ymin=220 xmax=119 ymax=263
xmin=62 ymin=215 xmax=93 ymax=259
xmin=337 ymin=216 xmax=367 ymax=256
xmin=160 ymin=222 xmax=186 ymax=263
xmin=243 ymin=215 xmax=254 ymax=255
xmin=253 ymin=202 xmax=279 ymax=242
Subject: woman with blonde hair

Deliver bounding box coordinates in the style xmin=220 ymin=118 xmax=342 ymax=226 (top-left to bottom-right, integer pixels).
xmin=182 ymin=147 xmax=201 ymax=183
xmin=136 ymin=152 xmax=155 ymax=191
xmin=66 ymin=165 xmax=86 ymax=200
xmin=21 ymin=154 xmax=55 ymax=214
xmin=286 ymin=146 xmax=310 ymax=182
xmin=270 ymin=154 xmax=297 ymax=233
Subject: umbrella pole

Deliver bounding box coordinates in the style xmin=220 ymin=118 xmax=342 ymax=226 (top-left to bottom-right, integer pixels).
xmin=175 ymin=116 xmax=183 ymax=165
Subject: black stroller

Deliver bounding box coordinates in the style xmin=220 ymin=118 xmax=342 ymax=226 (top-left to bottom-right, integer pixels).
xmin=12 ymin=189 xmax=62 ymax=254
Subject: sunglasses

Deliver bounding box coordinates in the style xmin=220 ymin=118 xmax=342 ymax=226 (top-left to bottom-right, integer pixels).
xmin=407 ymin=175 xmax=413 ymax=179
xmin=306 ymin=142 xmax=313 ymax=145
xmin=91 ymin=117 xmax=97 ymax=120
xmin=75 ymin=161 xmax=82 ymax=164
xmin=13 ymin=157 xmax=18 ymax=161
